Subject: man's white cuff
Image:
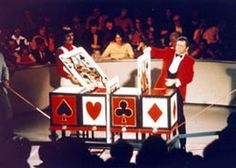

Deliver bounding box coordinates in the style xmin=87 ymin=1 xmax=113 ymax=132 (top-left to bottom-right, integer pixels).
xmin=175 ymin=79 xmax=181 ymax=87
xmin=143 ymin=46 xmax=151 ymax=55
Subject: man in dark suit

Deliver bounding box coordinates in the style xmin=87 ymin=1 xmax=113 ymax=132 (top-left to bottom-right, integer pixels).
xmin=32 ymin=37 xmax=55 ymax=65
xmin=139 ymin=36 xmax=195 ymax=149
xmin=0 ymin=52 xmax=13 ymax=142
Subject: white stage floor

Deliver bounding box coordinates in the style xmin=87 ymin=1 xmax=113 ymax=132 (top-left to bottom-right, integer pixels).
xmin=13 ymin=104 xmax=235 ymax=167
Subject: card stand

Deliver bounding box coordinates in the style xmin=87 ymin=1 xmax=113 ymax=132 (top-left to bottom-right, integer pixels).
xmin=110 ymin=87 xmax=142 ymax=142
xmin=139 ymin=88 xmax=179 ymax=141
xmin=49 ymin=86 xmax=86 ymax=140
xmin=77 ymin=87 xmax=108 ymax=141
xmin=50 ymin=87 xmax=110 ymax=141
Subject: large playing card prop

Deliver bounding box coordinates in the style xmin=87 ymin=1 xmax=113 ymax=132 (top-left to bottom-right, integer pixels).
xmin=137 ymin=52 xmax=151 ymax=92
xmin=59 ymin=47 xmax=109 ymax=91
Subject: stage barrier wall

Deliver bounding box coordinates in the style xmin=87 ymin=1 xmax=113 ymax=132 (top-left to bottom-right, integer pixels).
xmin=10 ymin=60 xmax=236 ymax=113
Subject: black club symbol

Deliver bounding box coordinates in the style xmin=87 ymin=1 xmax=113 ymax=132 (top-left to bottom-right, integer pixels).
xmin=115 ymin=101 xmax=133 ymax=124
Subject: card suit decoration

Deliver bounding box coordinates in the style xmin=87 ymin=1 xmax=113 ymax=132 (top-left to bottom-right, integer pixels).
xmin=86 ymin=101 xmax=102 ymax=120
xmin=56 ymin=100 xmax=73 ymax=121
xmin=148 ymin=103 xmax=162 ymax=122
xmin=115 ymin=101 xmax=133 ymax=123
xmin=173 ymin=102 xmax=177 ymax=118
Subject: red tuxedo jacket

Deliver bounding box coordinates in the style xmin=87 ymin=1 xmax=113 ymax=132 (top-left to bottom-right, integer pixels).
xmin=151 ymin=47 xmax=195 ymax=100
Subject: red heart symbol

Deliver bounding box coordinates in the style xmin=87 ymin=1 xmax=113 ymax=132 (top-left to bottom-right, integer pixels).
xmin=86 ymin=101 xmax=101 ymax=120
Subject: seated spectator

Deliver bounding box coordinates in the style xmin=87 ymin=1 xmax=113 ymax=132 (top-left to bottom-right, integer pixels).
xmin=11 ymin=27 xmax=29 ymax=52
xmin=105 ymin=140 xmax=136 ymax=168
xmin=32 ymin=38 xmax=55 ymax=64
xmin=159 ymin=9 xmax=174 ymax=47
xmin=172 ymin=15 xmax=185 ymax=36
xmin=203 ymin=21 xmax=223 ymax=59
xmin=91 ymin=49 xmax=101 ymax=59
xmin=168 ymin=31 xmax=181 ymax=49
xmin=203 ymin=22 xmax=220 ymax=46
xmin=190 ymin=39 xmax=216 ymax=59
xmin=100 ymin=30 xmax=134 ymax=60
xmin=114 ymin=8 xmax=133 ymax=36
xmin=16 ymin=46 xmax=36 ymax=66
xmin=6 ymin=39 xmax=22 ymax=64
xmin=71 ymin=16 xmax=85 ymax=46
xmin=136 ymin=135 xmax=168 ymax=167
xmin=82 ymin=20 xmax=103 ymax=54
xmin=130 ymin=17 xmax=145 ymax=48
xmin=102 ymin=19 xmax=115 ymax=48
xmin=143 ymin=16 xmax=159 ymax=46
xmin=31 ymin=25 xmax=55 ymax=52
xmin=86 ymin=7 xmax=102 ymax=29
xmin=192 ymin=18 xmax=207 ymax=45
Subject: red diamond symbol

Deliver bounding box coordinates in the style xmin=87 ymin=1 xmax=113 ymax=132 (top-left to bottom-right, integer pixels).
xmin=148 ymin=104 xmax=162 ymax=122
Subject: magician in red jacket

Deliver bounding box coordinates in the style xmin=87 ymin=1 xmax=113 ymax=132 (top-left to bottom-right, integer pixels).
xmin=141 ymin=36 xmax=195 ymax=149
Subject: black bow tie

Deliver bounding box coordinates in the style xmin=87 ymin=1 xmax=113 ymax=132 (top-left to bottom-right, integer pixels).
xmin=175 ymin=54 xmax=183 ymax=58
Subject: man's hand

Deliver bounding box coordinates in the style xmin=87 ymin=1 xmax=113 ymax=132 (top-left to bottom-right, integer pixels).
xmin=3 ymin=80 xmax=10 ymax=89
xmin=165 ymin=78 xmax=181 ymax=87
xmin=165 ymin=79 xmax=176 ymax=87
xmin=137 ymin=42 xmax=147 ymax=51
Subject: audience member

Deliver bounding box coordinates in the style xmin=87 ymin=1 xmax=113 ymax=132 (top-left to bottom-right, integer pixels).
xmin=136 ymin=135 xmax=168 ymax=167
xmin=101 ymin=30 xmax=134 ymax=60
xmin=105 ymin=140 xmax=136 ymax=168
xmin=10 ymin=27 xmax=29 ymax=52
xmin=114 ymin=8 xmax=133 ymax=36
xmin=82 ymin=20 xmax=103 ymax=54
xmin=190 ymin=39 xmax=216 ymax=59
xmin=130 ymin=17 xmax=145 ymax=48
xmin=57 ymin=137 xmax=104 ymax=168
xmin=32 ymin=38 xmax=55 ymax=64
xmin=143 ymin=16 xmax=159 ymax=47
xmin=16 ymin=46 xmax=36 ymax=66
xmin=31 ymin=25 xmax=55 ymax=52
xmin=86 ymin=7 xmax=102 ymax=29
xmin=168 ymin=31 xmax=181 ymax=49
xmin=192 ymin=18 xmax=207 ymax=45
xmin=71 ymin=16 xmax=85 ymax=46
xmin=101 ymin=19 xmax=115 ymax=48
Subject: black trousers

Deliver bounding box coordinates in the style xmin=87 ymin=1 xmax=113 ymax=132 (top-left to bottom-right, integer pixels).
xmin=0 ymin=86 xmax=13 ymax=142
xmin=176 ymin=90 xmax=186 ymax=148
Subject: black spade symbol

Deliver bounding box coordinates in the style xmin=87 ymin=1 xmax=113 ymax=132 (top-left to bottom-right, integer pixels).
xmin=57 ymin=100 xmax=72 ymax=116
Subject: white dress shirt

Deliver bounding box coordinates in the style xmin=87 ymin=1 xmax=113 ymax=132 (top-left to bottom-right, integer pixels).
xmin=169 ymin=53 xmax=185 ymax=74
xmin=168 ymin=53 xmax=186 ymax=87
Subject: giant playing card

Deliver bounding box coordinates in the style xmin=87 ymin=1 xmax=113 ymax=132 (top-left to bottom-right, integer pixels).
xmin=59 ymin=47 xmax=109 ymax=91
xmin=137 ymin=53 xmax=151 ymax=92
